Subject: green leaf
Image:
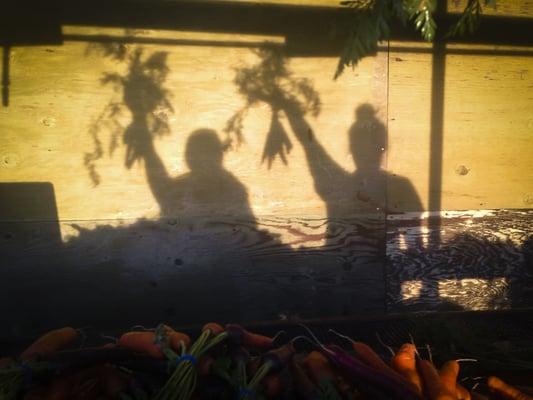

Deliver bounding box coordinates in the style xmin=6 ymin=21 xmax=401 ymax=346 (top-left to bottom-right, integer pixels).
xmin=335 ymin=1 xmax=392 ymax=79
xmin=403 ymin=0 xmax=437 ymax=41
xmin=447 ymin=0 xmax=483 ymax=37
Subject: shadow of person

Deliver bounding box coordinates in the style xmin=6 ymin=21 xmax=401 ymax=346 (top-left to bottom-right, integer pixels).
xmin=350 ymin=104 xmax=423 ymax=216
xmin=80 ymin=45 xmax=295 ymax=323
xmin=142 ymin=128 xmax=256 ymax=222
xmin=281 ymin=101 xmax=423 ymax=261
xmin=274 ymin=99 xmax=425 ymax=313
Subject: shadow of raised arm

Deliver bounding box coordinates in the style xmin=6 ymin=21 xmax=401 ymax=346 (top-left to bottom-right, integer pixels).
xmin=279 ymin=97 xmax=348 ymax=200
xmin=137 ymin=130 xmax=173 ymax=211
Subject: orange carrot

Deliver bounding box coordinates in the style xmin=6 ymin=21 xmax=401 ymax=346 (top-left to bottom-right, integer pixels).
xmin=21 ymin=327 xmax=78 ymax=360
xmin=156 ymin=324 xmax=190 ymax=350
xmin=118 ymin=331 xmax=163 ymax=358
xmin=263 ymin=342 xmax=295 ymax=372
xmin=243 ymin=331 xmax=274 ymax=349
xmin=439 ymin=360 xmax=460 ymax=399
xmin=351 ymin=341 xmax=425 ymax=397
xmin=417 ymin=359 xmax=441 ymax=399
xmin=391 ymin=343 xmax=423 ymax=395
xmin=487 ymin=376 xmax=533 ymax=400
xmin=289 ymin=358 xmax=317 ymax=398
xmin=456 ymin=384 xmax=471 ymax=400
xmin=169 ymin=331 xmax=191 ymax=351
xmin=352 ymin=342 xmax=392 ymax=371
xmin=304 ymin=351 xmax=336 ymax=383
xmin=202 ymin=322 xmax=225 ymax=336
xmin=225 ymin=324 xmax=274 ymax=349
xmin=418 ymin=359 xmax=456 ymax=400
xmin=352 ymin=342 xmax=415 ymax=385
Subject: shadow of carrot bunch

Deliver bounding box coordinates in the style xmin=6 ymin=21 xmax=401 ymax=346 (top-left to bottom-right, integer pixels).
xmin=225 ymin=47 xmax=321 ymax=168
xmin=84 ymin=42 xmax=173 ymax=185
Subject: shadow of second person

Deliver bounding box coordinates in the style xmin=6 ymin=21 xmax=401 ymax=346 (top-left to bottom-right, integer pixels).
xmin=282 ymin=101 xmax=423 ymax=252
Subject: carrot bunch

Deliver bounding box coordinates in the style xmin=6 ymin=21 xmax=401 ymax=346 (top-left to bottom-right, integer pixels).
xmin=153 ymin=322 xmax=228 ymax=400
xmin=2 ymin=323 xmax=532 ymax=400
xmin=0 ymin=327 xmax=79 ymax=400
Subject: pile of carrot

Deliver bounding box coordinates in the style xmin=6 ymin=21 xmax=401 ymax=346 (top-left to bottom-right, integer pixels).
xmin=0 ymin=324 xmax=531 ymax=400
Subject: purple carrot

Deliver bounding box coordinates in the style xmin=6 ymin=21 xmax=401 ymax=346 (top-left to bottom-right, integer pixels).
xmin=324 ymin=345 xmax=422 ymax=400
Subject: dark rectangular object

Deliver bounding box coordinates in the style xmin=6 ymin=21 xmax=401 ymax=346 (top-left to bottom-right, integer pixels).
xmin=0 ymin=182 xmax=59 ymax=221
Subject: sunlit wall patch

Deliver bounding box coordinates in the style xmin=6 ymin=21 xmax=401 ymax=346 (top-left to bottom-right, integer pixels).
xmin=400 ymin=280 xmax=423 ymax=302
xmin=438 ymin=278 xmax=509 ymax=310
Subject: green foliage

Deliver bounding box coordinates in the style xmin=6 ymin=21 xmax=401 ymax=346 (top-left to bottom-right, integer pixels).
xmin=337 ymin=0 xmax=496 ymax=78
xmin=336 ymin=1 xmax=393 ymax=78
xmin=405 ymin=0 xmax=437 ymax=41
xmin=447 ymin=0 xmax=496 ymax=37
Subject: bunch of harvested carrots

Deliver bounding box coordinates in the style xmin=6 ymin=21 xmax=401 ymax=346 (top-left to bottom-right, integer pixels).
xmin=0 ymin=324 xmax=531 ymax=400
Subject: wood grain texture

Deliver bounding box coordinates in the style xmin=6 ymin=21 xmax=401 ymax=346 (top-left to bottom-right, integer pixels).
xmin=386 ymin=209 xmax=533 ymax=312
xmin=0 ymin=215 xmax=386 ymax=342
xmin=0 ymin=35 xmax=387 ymax=221
xmin=388 ymin=43 xmax=533 ymax=211
xmin=1 ymin=13 xmax=532 ymax=340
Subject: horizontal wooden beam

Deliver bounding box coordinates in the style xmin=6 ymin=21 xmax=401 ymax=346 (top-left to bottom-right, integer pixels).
xmin=1 ymin=1 xmax=532 ymax=48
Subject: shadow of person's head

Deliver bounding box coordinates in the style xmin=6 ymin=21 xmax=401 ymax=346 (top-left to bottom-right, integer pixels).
xmin=349 ymin=104 xmax=387 ymax=172
xmin=185 ymin=129 xmax=225 ymax=174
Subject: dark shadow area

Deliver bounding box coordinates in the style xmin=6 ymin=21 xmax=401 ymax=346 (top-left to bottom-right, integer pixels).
xmin=428 ymin=38 xmax=446 ymax=248
xmin=0 ymin=182 xmax=60 ymax=222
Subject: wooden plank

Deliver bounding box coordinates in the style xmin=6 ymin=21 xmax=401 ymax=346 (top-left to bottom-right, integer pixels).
xmin=388 ymin=43 xmax=533 ymax=211
xmin=0 ymin=215 xmax=386 ymax=341
xmin=386 ymin=209 xmax=533 ymax=312
xmin=0 ymin=34 xmax=387 ymax=221
xmin=387 ymin=42 xmax=433 ymax=212
xmin=441 ymin=47 xmax=533 ymax=210
xmin=0 ymin=26 xmax=391 ymax=337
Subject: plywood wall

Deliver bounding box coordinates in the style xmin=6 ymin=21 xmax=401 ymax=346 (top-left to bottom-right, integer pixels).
xmin=388 ymin=42 xmax=533 ymax=211
xmin=1 ymin=3 xmax=532 ymax=339
xmin=1 ymin=30 xmax=387 ymax=223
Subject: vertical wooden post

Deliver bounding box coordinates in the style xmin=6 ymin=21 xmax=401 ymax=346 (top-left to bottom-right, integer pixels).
xmin=428 ymin=1 xmax=447 ymax=248
xmin=428 ymin=40 xmax=445 ymax=248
